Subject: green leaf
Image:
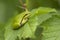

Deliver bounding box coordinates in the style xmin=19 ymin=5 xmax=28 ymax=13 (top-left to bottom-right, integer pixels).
xmin=40 ymin=14 xmax=60 ymax=40
xmin=4 ymin=7 xmax=57 ymax=40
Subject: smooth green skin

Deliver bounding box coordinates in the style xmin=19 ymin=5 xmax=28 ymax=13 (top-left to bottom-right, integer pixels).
xmin=12 ymin=12 xmax=30 ymax=30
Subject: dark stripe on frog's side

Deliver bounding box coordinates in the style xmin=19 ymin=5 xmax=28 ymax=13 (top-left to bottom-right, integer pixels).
xmin=13 ymin=13 xmax=29 ymax=30
xmin=20 ymin=13 xmax=29 ymax=25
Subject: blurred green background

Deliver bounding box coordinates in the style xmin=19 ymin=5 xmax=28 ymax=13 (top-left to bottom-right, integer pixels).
xmin=0 ymin=0 xmax=60 ymax=40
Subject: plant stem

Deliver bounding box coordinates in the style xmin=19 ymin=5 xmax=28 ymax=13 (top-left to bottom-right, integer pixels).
xmin=19 ymin=0 xmax=30 ymax=13
xmin=19 ymin=0 xmax=26 ymax=10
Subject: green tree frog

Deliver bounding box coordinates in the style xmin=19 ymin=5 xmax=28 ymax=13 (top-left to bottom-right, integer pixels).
xmin=12 ymin=11 xmax=30 ymax=30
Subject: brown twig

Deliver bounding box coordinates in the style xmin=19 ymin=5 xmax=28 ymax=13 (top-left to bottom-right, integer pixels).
xmin=19 ymin=0 xmax=26 ymax=10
